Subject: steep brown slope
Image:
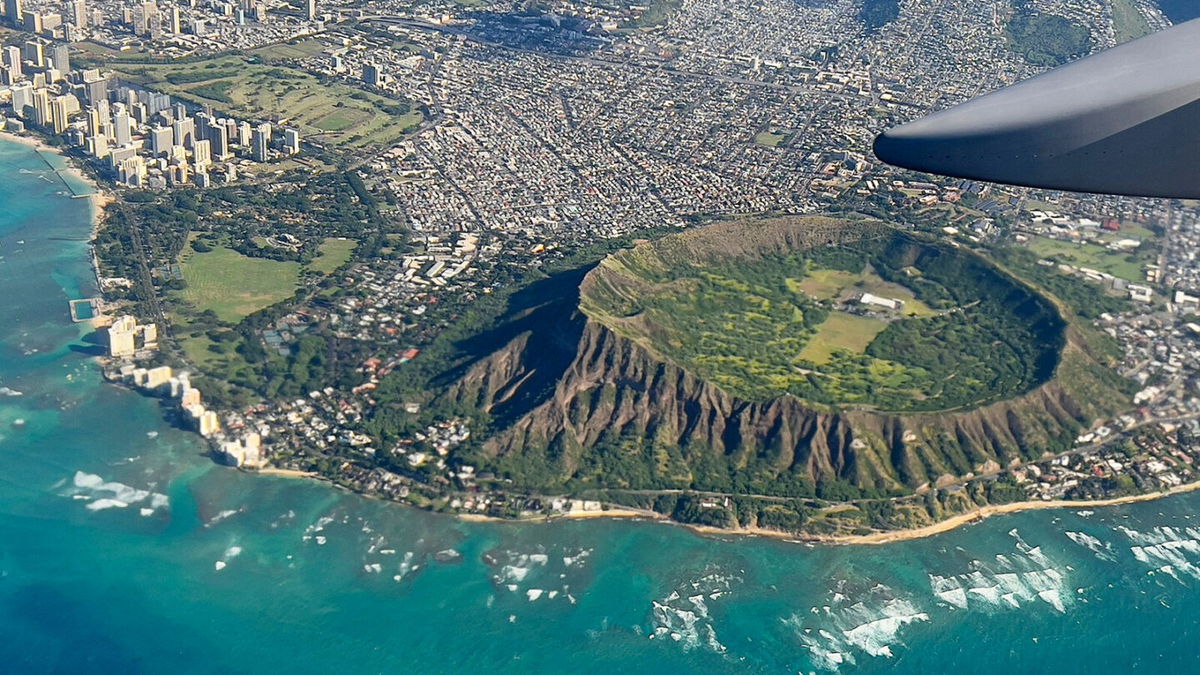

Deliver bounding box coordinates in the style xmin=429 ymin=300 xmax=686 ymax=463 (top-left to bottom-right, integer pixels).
xmin=440 ymin=217 xmax=1128 ymax=495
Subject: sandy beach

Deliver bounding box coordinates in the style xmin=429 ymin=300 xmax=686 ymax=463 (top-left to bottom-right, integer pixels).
xmin=563 ymin=508 xmax=660 ymax=520
xmin=677 ymin=480 xmax=1200 ymax=546
xmin=452 ymin=480 xmax=1200 ymax=546
xmin=256 ymin=467 xmax=319 ymax=479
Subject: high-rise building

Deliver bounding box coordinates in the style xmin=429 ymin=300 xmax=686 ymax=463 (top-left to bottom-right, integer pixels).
xmin=108 ymin=145 xmax=135 ymax=167
xmin=81 ymin=70 xmax=109 ymax=105
xmin=113 ymin=105 xmax=132 ymax=146
xmin=2 ymin=45 xmax=20 ymax=80
xmin=169 ymin=160 xmax=188 ymax=186
xmin=117 ymin=156 xmax=146 ymax=186
xmin=22 ymin=11 xmax=40 ymax=33
xmin=283 ymin=127 xmax=300 ymax=155
xmin=144 ymin=91 xmax=170 ymax=115
xmin=85 ymin=107 xmax=102 ymax=137
xmin=130 ymin=101 xmax=148 ymax=125
xmin=251 ymin=122 xmax=271 ymax=161
xmin=87 ymin=133 xmax=107 ymax=158
xmin=172 ymin=116 xmax=195 ymax=148
xmin=107 ymin=315 xmax=138 ymax=357
xmin=31 ymin=88 xmax=51 ymax=127
xmin=362 ymin=63 xmax=380 ymax=87
xmin=195 ymin=110 xmax=212 ymax=142
xmin=3 ymin=0 xmax=22 ymax=27
xmin=11 ymin=82 xmax=33 ymax=117
xmin=210 ymin=123 xmax=229 ymax=159
xmin=193 ymin=138 xmax=211 ymax=168
xmin=168 ymin=6 xmax=180 ymax=33
xmin=50 ymin=43 xmax=69 ymax=73
xmin=237 ymin=120 xmax=251 ymax=146
xmin=70 ymin=0 xmax=87 ymax=28
xmin=22 ymin=40 xmax=44 ymax=68
xmin=50 ymin=96 xmax=71 ymax=133
xmin=150 ymin=125 xmax=172 ymax=155
xmin=197 ymin=410 xmax=220 ymax=437
xmin=306 ymin=0 xmax=316 ymax=20
xmin=132 ymin=0 xmax=156 ymax=35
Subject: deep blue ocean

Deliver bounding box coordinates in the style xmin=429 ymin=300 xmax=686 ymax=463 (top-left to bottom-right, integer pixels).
xmin=4 ymin=136 xmax=1200 ymax=673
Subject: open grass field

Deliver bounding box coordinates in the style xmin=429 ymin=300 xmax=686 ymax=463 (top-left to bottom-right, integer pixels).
xmin=797 ymin=312 xmax=888 ymax=364
xmin=309 ymin=238 xmax=356 ymax=275
xmin=790 ymin=269 xmax=856 ymax=299
xmin=789 ymin=266 xmax=936 ymax=316
xmin=177 ymin=244 xmax=302 ymax=323
xmin=754 ymin=131 xmax=788 ymax=147
xmin=109 ymin=56 xmax=422 ymax=149
xmin=1026 ymin=235 xmax=1149 ymax=281
xmin=251 ymin=39 xmax=329 ymax=63
xmin=177 ymin=332 xmax=222 ymax=369
xmin=1111 ymin=0 xmax=1152 ymax=43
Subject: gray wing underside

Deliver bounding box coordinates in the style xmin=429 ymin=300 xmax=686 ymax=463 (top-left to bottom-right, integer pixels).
xmin=873 ymin=19 xmax=1200 ymax=198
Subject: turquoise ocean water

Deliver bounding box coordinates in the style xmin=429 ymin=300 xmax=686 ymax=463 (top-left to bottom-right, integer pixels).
xmin=4 ymin=136 xmax=1200 ymax=673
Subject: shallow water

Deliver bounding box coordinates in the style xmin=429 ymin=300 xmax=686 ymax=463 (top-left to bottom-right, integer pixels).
xmin=3 ymin=137 xmax=1200 ymax=673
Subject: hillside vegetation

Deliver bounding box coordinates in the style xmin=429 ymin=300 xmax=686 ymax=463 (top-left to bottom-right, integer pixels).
xmin=583 ymin=224 xmax=1066 ymax=412
xmin=1005 ymin=1 xmax=1091 ymax=66
xmin=418 ymin=217 xmax=1129 ymax=505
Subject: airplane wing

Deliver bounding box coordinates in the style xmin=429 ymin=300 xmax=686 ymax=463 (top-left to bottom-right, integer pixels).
xmin=873 ymin=19 xmax=1200 ymax=198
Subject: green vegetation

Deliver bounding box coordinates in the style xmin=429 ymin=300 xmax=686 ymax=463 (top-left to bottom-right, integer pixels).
xmin=585 ymin=228 xmax=1067 ymax=412
xmin=313 ymin=109 xmax=365 ymax=132
xmin=1111 ymin=0 xmax=1152 ymax=43
xmin=797 ymin=312 xmax=887 ymax=364
xmin=177 ymin=236 xmax=302 ymax=323
xmin=993 ymin=245 xmax=1134 ymax=320
xmin=860 ymin=0 xmax=900 ymax=31
xmin=790 ymin=266 xmax=935 ymax=316
xmin=621 ymin=0 xmax=682 ymax=28
xmin=1005 ymin=3 xmax=1091 ymax=66
xmin=1025 ymin=235 xmax=1151 ymax=282
xmin=250 ymin=39 xmax=329 ymax=63
xmin=753 ymin=131 xmax=788 ymax=147
xmin=189 ymin=79 xmax=235 ymax=104
xmin=348 ymin=220 xmax=1129 ymax=518
xmin=309 ymin=238 xmax=356 ymax=275
xmin=109 ymin=56 xmax=423 ymax=148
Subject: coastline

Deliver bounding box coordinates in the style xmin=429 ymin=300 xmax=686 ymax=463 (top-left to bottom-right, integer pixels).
xmin=0 ymin=131 xmax=113 ymax=233
xmin=682 ymin=479 xmax=1200 ymax=546
xmin=2 ymin=130 xmax=1186 ymax=550
xmin=251 ymin=462 xmax=1200 ymax=545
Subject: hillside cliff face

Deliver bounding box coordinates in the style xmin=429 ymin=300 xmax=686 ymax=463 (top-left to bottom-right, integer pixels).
xmin=438 ymin=217 xmax=1127 ymax=495
xmin=444 ymin=312 xmax=1114 ymax=493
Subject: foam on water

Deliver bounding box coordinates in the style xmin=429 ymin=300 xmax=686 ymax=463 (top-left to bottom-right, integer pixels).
xmin=1118 ymin=525 xmax=1200 ymax=582
xmin=928 ymin=530 xmax=1071 ymax=613
xmin=649 ymin=567 xmax=735 ymax=654
xmin=66 ymin=470 xmax=169 ymax=515
xmin=788 ymin=582 xmax=928 ymax=671
xmin=1066 ymin=531 xmax=1117 ymax=562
